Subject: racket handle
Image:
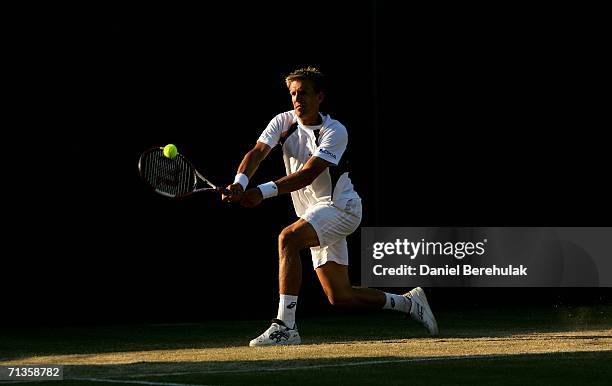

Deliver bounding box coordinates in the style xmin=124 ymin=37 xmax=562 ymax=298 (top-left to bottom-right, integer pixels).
xmin=216 ymin=187 xmax=231 ymax=195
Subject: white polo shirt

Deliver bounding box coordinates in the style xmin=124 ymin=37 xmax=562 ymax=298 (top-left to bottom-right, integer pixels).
xmin=257 ymin=110 xmax=361 ymax=217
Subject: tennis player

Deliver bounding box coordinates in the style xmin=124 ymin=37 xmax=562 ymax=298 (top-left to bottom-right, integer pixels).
xmin=224 ymin=67 xmax=438 ymax=346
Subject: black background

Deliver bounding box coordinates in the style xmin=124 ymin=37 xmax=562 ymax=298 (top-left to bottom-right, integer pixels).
xmin=7 ymin=2 xmax=609 ymax=324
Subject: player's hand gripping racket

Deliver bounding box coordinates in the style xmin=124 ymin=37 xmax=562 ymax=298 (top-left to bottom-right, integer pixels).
xmin=138 ymin=146 xmax=229 ymax=198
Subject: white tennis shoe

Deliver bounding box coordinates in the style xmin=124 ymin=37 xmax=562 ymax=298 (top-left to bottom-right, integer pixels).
xmin=405 ymin=287 xmax=439 ymax=335
xmin=249 ymin=319 xmax=301 ymax=347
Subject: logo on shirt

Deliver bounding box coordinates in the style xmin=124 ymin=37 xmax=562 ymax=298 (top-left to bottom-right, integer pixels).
xmin=319 ymin=148 xmax=337 ymax=159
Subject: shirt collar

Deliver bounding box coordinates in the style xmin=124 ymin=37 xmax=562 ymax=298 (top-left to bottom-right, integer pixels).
xmin=296 ymin=112 xmax=326 ymax=131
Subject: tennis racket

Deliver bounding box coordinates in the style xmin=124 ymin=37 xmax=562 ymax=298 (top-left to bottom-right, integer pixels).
xmin=138 ymin=147 xmax=229 ymax=198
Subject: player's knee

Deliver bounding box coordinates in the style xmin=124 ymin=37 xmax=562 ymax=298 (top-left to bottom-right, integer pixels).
xmin=278 ymin=226 xmax=301 ymax=253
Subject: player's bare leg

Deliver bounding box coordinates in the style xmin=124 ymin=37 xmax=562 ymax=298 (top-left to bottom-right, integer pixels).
xmin=316 ymin=261 xmax=386 ymax=308
xmin=278 ymin=219 xmax=320 ymax=295
xmin=249 ymin=219 xmax=319 ymax=346
xmin=317 ymin=261 xmax=439 ymax=335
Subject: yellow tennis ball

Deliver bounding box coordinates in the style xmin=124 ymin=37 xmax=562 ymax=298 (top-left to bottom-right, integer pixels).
xmin=163 ymin=144 xmax=178 ymax=158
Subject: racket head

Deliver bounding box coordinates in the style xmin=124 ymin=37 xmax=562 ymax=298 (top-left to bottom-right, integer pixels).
xmin=138 ymin=147 xmax=197 ymax=198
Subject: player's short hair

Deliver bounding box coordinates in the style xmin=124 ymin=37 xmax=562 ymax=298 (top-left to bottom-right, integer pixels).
xmin=285 ymin=66 xmax=326 ymax=93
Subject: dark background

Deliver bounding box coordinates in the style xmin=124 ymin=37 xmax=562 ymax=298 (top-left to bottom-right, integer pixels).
xmin=8 ymin=2 xmax=609 ymax=324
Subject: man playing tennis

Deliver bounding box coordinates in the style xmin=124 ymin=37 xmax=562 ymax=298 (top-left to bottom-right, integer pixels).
xmin=223 ymin=67 xmax=438 ymax=346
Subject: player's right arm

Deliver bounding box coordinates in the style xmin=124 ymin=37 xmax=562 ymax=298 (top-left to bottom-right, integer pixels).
xmin=223 ymin=141 xmax=271 ymax=202
xmin=237 ymin=141 xmax=272 ymax=180
xmin=224 ymin=112 xmax=288 ymax=202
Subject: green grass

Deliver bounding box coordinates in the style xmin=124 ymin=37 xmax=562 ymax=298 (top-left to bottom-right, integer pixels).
xmin=2 ymin=304 xmax=610 ymax=359
xmin=5 ymin=352 xmax=612 ymax=386
xmin=1 ymin=304 xmax=611 ymax=385
xmin=144 ymin=351 xmax=612 ymax=386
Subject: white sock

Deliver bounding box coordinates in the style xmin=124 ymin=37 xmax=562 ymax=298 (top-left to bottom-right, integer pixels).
xmin=383 ymin=293 xmax=411 ymax=313
xmin=277 ymin=294 xmax=298 ymax=329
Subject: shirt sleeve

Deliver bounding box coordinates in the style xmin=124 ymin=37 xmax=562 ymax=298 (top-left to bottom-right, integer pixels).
xmin=313 ymin=125 xmax=348 ymax=165
xmin=257 ymin=113 xmax=287 ymax=148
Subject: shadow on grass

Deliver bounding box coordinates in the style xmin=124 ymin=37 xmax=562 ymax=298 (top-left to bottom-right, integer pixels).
xmin=54 ymin=351 xmax=612 ymax=386
xmin=1 ymin=305 xmax=610 ymax=361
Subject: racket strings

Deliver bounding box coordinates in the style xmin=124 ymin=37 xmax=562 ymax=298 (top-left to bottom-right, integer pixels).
xmin=142 ymin=150 xmax=194 ymax=197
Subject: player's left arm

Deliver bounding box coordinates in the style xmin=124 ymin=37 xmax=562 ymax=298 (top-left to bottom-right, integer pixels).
xmin=276 ymin=156 xmax=332 ymax=194
xmin=240 ymin=124 xmax=346 ymax=208
xmin=239 ymin=156 xmax=332 ymax=207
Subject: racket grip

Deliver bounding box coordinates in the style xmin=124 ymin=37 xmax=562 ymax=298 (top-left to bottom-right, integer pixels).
xmin=217 ymin=187 xmax=232 ymax=195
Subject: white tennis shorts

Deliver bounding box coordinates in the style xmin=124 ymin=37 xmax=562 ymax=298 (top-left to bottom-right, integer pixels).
xmin=301 ymin=199 xmax=362 ymax=269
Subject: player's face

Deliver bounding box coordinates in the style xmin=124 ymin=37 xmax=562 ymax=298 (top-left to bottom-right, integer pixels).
xmin=289 ymin=80 xmax=324 ymax=124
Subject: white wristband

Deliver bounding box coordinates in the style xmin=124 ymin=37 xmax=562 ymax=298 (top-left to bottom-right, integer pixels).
xmin=233 ymin=173 xmax=249 ymax=190
xmin=257 ymin=181 xmax=279 ymax=199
